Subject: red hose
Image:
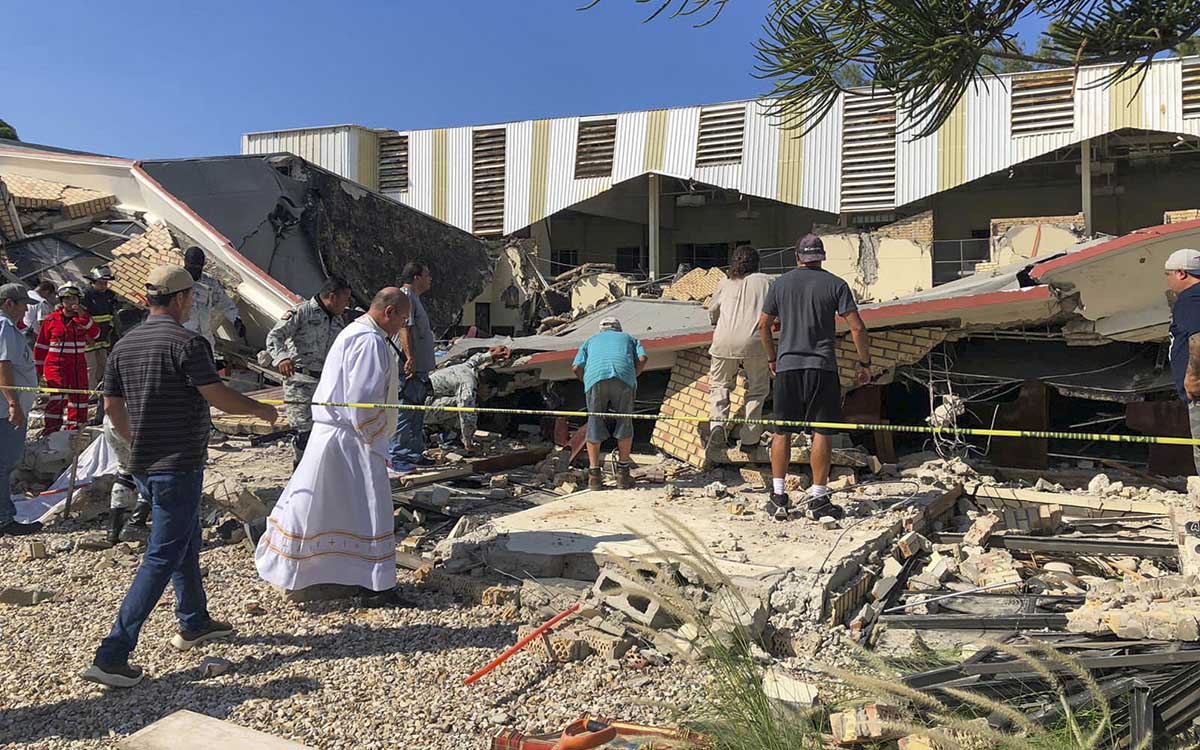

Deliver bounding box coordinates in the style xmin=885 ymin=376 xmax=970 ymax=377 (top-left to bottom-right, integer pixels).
xmin=463 ymin=602 xmax=581 ymax=685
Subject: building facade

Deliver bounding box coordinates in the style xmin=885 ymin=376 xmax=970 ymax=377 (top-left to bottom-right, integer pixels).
xmin=244 ymin=56 xmax=1200 ymax=328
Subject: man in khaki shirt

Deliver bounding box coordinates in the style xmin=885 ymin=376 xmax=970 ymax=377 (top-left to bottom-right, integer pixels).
xmin=706 ymin=245 xmax=773 ymax=451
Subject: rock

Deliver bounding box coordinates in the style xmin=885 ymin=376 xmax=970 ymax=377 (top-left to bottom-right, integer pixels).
xmin=445 ymin=453 xmax=465 ymax=463
xmin=74 ymin=535 xmax=111 ymax=551
xmin=763 ymin=668 xmax=820 ymax=707
xmin=199 ymin=656 xmax=233 ymax=678
xmin=19 ymin=541 xmax=48 ymax=561
xmin=244 ymin=600 xmax=266 ymax=616
xmin=664 ymin=484 xmax=681 ymax=499
xmin=704 ymin=482 xmax=728 ymax=498
xmin=819 ymin=517 xmax=839 ymax=530
xmin=429 ymin=486 xmax=452 ymax=507
xmin=0 ymin=587 xmax=55 ymax=606
xmin=1088 ymin=473 xmax=1111 ymax=495
xmin=487 ymin=488 xmax=509 ymax=500
xmin=962 ymin=513 xmax=1000 ymax=547
xmin=49 ymin=539 xmax=73 ymax=554
xmin=489 ymin=475 xmax=510 ymax=489
xmin=1105 ymin=481 xmax=1126 ymax=496
xmin=487 ymin=710 xmax=512 ymax=726
xmin=726 ymin=502 xmax=747 ymax=516
xmin=883 ymin=556 xmax=904 ymax=578
xmin=897 ymin=532 xmax=931 ymax=558
xmin=202 ymin=468 xmax=268 ymax=523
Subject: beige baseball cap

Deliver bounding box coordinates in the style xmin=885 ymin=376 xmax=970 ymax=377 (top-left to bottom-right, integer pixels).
xmin=145 ymin=265 xmax=194 ymax=295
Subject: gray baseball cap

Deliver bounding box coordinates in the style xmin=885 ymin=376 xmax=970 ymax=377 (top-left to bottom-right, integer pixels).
xmin=795 ymin=233 xmax=826 ymax=263
xmin=1165 ymin=248 xmax=1200 ymax=272
xmin=0 ymin=283 xmax=36 ymax=305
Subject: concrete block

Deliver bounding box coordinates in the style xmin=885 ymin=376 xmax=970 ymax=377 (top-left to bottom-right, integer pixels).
xmin=581 ymin=628 xmax=634 ymax=660
xmin=119 ymin=709 xmax=314 ymax=749
xmin=829 ymin=703 xmax=905 ymax=744
xmin=762 ymin=667 xmax=820 ymax=707
xmin=592 ymin=569 xmax=669 ymax=629
xmin=963 ymin=513 xmax=1000 ymax=547
xmin=0 ymin=587 xmax=55 ymax=606
xmin=897 ymin=531 xmax=931 ymax=558
xmin=882 ymin=556 xmax=904 ymax=578
xmin=710 ymin=587 xmax=768 ymax=639
xmin=20 ymin=541 xmax=48 ymax=561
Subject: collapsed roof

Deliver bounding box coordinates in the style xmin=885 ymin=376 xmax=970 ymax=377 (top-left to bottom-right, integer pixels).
xmin=0 ymin=141 xmax=492 ymax=344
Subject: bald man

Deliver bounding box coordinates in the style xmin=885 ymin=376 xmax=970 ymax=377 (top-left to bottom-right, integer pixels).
xmin=255 ymin=288 xmax=412 ymax=606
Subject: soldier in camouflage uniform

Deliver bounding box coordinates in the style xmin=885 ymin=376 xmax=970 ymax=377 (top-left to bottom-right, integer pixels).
xmin=265 ymin=277 xmax=353 ymax=466
xmin=426 ymin=346 xmax=510 ymax=451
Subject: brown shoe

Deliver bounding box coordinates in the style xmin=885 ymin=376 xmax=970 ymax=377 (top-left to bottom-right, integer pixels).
xmin=615 ymin=462 xmax=634 ymax=490
xmin=587 ymin=467 xmax=604 ymax=490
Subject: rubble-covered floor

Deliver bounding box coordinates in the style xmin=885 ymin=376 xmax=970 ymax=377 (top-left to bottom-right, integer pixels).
xmin=0 ymin=442 xmax=709 ymax=750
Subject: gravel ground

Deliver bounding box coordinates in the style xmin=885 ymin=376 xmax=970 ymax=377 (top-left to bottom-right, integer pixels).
xmin=0 ymin=443 xmax=709 ymax=749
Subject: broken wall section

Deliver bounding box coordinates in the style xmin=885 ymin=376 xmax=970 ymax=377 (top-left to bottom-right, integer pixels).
xmin=984 ymin=213 xmax=1086 ymax=271
xmin=817 ymin=211 xmax=934 ymax=303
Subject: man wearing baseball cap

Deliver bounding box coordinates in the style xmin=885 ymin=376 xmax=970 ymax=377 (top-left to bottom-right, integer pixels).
xmin=84 ymin=265 xmax=277 ymax=688
xmin=0 ymin=283 xmax=42 ymax=536
xmin=758 ymin=234 xmax=873 ymax=521
xmin=1166 ymin=248 xmax=1200 ymax=473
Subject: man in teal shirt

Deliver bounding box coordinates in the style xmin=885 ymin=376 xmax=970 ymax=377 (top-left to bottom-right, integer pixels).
xmin=571 ymin=318 xmax=647 ymax=490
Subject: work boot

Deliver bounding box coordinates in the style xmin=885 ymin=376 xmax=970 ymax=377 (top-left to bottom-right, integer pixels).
xmin=707 ymin=424 xmax=727 ymax=451
xmin=107 ymin=508 xmax=127 ymax=547
xmin=768 ymin=492 xmax=791 ymax=522
xmin=616 ymin=462 xmax=634 ymax=490
xmin=587 ymin=467 xmax=604 ymax=490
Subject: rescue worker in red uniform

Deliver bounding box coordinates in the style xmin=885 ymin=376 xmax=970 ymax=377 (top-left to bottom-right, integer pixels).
xmin=34 ymin=282 xmax=100 ymax=433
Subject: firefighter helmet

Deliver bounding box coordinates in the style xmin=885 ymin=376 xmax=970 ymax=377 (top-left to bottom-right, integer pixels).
xmin=56 ymin=282 xmax=83 ymax=299
xmin=88 ymin=265 xmax=115 ymax=281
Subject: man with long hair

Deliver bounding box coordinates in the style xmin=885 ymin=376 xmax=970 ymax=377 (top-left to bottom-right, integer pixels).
xmin=707 ymin=245 xmax=773 ymax=452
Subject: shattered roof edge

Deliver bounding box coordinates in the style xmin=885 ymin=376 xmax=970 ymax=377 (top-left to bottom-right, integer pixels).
xmin=1030 ymin=218 xmax=1200 ymax=279
xmin=129 ymin=163 xmax=302 ymax=305
xmin=0 ymin=144 xmax=135 ymax=167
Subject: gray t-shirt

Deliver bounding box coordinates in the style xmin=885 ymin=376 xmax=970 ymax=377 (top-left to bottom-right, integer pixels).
xmin=402 ymin=287 xmax=437 ymax=374
xmin=0 ymin=311 xmax=39 ymax=418
xmin=762 ymin=267 xmax=857 ymax=372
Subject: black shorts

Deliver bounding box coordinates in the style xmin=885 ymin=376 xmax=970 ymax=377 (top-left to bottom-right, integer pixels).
xmin=772 ymin=368 xmax=843 ymax=435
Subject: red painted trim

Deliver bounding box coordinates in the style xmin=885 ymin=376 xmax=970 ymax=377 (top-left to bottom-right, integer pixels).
xmin=1030 ymin=219 xmax=1200 ymax=279
xmin=131 ymin=163 xmax=302 ymax=304
xmin=525 ymin=286 xmax=1052 ymax=366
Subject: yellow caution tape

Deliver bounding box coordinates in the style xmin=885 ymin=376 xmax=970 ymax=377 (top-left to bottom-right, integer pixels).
xmin=8 ymin=384 xmax=1200 ymax=447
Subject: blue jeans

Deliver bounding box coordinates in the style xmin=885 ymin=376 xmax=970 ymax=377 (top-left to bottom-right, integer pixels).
xmin=95 ymin=470 xmax=209 ymax=664
xmin=0 ymin=420 xmax=27 ymax=526
xmin=389 ymin=373 xmax=430 ymax=466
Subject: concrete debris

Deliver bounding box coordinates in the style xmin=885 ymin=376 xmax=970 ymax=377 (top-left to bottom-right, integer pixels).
xmin=198 ymin=655 xmax=234 ymax=678
xmin=829 ymin=703 xmax=906 ymax=744
xmin=0 ymin=587 xmax=56 ymax=606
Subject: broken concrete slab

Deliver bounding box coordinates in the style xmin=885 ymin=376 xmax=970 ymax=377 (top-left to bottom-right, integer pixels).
xmin=119 ymin=709 xmax=313 ymax=749
xmin=762 ymin=668 xmax=820 ymax=708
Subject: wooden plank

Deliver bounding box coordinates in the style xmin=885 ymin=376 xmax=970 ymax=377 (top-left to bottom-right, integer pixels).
xmin=394 ymin=466 xmax=472 ymax=489
xmin=120 ymin=710 xmax=313 ymax=750
xmin=965 ymin=483 xmax=1168 ymax=516
xmin=469 ymin=446 xmax=551 ymax=473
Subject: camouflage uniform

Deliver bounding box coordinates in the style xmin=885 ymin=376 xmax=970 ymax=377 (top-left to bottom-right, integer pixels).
xmin=265 ymin=297 xmax=346 ymax=438
xmin=183 ymin=272 xmax=239 ymax=350
xmin=426 ymin=352 xmax=494 ymax=445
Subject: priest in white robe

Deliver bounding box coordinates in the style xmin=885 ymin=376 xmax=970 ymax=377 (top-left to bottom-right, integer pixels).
xmin=256 ymin=287 xmax=410 ymax=598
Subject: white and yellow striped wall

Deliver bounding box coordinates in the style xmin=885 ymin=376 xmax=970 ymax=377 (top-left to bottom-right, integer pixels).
xmin=243 ymin=56 xmax=1200 ymax=236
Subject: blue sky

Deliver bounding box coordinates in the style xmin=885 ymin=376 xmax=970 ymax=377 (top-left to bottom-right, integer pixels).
xmin=3 ymin=0 xmax=1044 ymax=159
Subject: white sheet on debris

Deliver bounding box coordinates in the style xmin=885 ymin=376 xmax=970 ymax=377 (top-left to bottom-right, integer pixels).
xmin=12 ymin=432 xmax=118 ymax=523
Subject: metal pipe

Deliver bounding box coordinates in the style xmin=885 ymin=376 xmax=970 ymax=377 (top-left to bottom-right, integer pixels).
xmin=648 ymin=174 xmax=661 ymax=279
xmin=882 ymin=581 xmax=1023 ymax=614
xmin=1081 ymin=138 xmax=1093 ymax=236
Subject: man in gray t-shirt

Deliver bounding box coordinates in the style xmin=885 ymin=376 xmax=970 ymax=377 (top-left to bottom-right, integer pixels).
xmin=759 ymin=235 xmax=873 ymax=521
xmin=389 ymin=261 xmax=438 ymax=472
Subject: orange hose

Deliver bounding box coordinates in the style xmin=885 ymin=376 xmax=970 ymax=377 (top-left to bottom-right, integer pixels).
xmin=463 ymin=602 xmax=581 ymax=685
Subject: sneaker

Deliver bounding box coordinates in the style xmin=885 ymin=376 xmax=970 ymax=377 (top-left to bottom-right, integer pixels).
xmin=170 ymin=619 xmax=236 ymax=651
xmin=804 ymin=489 xmax=845 ymax=521
xmin=0 ymin=520 xmax=43 ymax=537
xmin=615 ymin=462 xmax=635 ymax=490
xmin=82 ymin=659 xmax=144 ymax=688
xmin=768 ymin=492 xmax=791 ymax=521
xmin=707 ymin=425 xmax=727 ymax=450
xmin=413 ymin=456 xmax=436 ymax=468
xmin=587 ymin=467 xmax=604 ymax=490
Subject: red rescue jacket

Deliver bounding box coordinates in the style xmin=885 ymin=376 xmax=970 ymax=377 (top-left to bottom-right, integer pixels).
xmin=34 ymin=308 xmax=100 ymax=381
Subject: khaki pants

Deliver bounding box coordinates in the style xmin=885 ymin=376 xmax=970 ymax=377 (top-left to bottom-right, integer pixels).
xmin=85 ymin=348 xmax=108 ymax=390
xmin=709 ymin=354 xmax=771 ymax=446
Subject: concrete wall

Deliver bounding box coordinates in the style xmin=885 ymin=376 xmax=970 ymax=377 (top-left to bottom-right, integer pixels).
xmin=817 ymin=211 xmax=935 ymax=302
xmin=460 ymin=245 xmax=537 ymax=333
xmin=989 ymin=214 xmax=1086 ymax=268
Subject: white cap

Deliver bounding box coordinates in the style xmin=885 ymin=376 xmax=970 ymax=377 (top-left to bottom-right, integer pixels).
xmin=1165 ymin=248 xmax=1200 ymax=272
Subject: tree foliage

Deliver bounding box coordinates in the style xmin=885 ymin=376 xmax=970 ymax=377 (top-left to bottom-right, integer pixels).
xmin=582 ymin=0 xmax=1200 ymax=136
xmin=0 ymin=118 xmax=17 ymax=142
